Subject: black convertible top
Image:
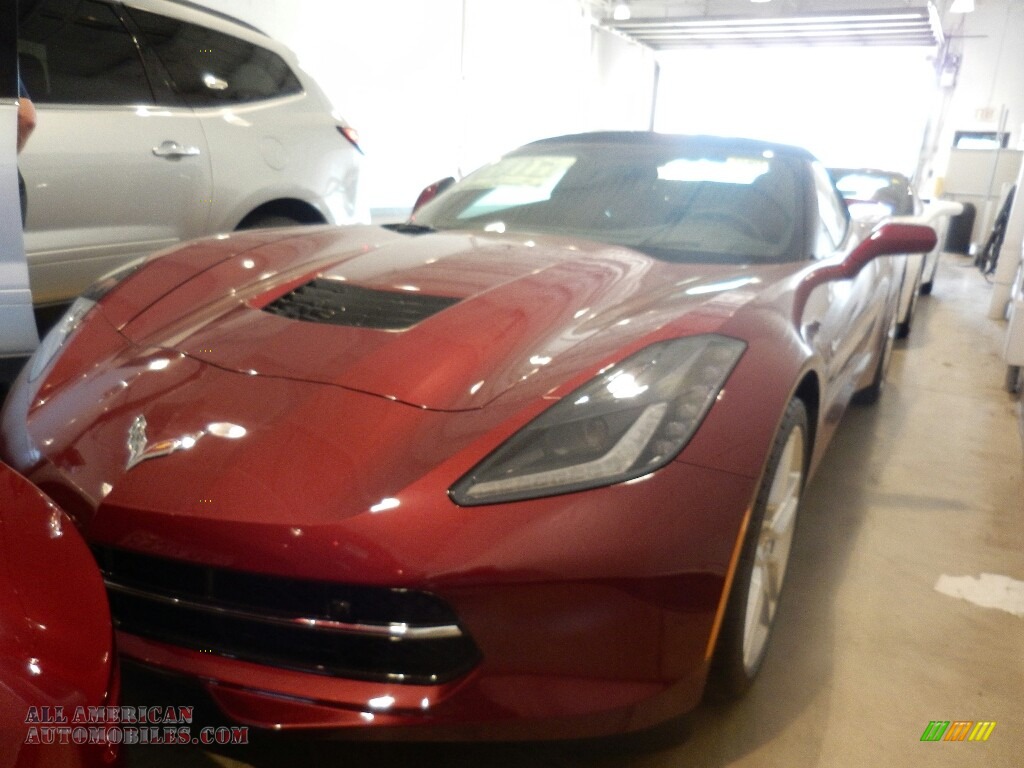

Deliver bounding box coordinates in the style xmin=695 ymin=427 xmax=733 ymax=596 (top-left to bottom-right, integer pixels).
xmin=524 ymin=131 xmax=817 ymax=162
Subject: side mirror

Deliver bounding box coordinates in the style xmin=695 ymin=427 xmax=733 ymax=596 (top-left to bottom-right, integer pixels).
xmin=842 ymin=221 xmax=937 ymax=278
xmin=795 ymin=222 xmax=937 ymax=320
xmin=412 ymin=177 xmax=456 ymax=215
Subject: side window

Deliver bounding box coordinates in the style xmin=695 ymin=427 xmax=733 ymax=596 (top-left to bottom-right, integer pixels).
xmin=812 ymin=162 xmax=849 ymax=258
xmin=127 ymin=8 xmax=302 ymax=106
xmin=18 ymin=0 xmax=153 ymax=105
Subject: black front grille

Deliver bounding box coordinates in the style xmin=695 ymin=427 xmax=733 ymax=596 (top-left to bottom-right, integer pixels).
xmin=92 ymin=546 xmax=480 ymax=685
xmin=263 ymin=280 xmax=460 ymax=330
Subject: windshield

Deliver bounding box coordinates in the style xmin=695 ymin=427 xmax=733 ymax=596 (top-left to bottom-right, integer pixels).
xmin=831 ymin=170 xmax=915 ymax=216
xmin=413 ymin=140 xmax=805 ymax=264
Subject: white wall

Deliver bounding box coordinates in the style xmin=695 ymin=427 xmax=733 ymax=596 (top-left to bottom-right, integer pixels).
xmin=197 ymin=0 xmax=1024 ymax=211
xmin=654 ymin=46 xmax=936 ymax=175
xmin=923 ymin=0 xmax=1024 ymax=191
xmin=199 ymin=0 xmax=657 ymax=214
xmin=938 ymin=0 xmax=1024 ymax=148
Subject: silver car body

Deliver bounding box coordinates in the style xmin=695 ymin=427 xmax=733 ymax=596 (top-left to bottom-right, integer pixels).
xmin=916 ymin=199 xmax=965 ymax=290
xmin=0 ymin=116 xmax=37 ymax=358
xmin=19 ymin=0 xmax=367 ymax=306
xmin=830 ymin=169 xmax=917 ymax=328
xmin=2 ymin=32 xmax=38 ymax=358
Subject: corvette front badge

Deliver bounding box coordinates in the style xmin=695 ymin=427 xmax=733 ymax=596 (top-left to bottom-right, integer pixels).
xmin=126 ymin=415 xmax=205 ymax=471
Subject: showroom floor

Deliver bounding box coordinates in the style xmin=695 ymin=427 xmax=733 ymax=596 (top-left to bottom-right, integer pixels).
xmin=116 ymin=252 xmax=1021 ymax=767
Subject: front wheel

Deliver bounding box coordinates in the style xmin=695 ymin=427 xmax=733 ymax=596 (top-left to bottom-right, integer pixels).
xmin=896 ymin=262 xmax=923 ymax=339
xmin=236 ymin=214 xmax=304 ymax=230
xmin=706 ymin=398 xmax=808 ymax=700
xmin=1006 ymin=365 xmax=1022 ymax=394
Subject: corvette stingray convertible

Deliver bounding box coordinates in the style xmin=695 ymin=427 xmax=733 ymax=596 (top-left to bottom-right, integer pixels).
xmin=0 ymin=133 xmax=936 ymax=740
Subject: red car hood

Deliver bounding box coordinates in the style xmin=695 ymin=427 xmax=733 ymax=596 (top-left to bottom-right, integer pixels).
xmin=118 ymin=227 xmax=769 ymax=411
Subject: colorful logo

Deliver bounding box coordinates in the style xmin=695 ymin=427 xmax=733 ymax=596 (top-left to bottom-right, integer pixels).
xmin=920 ymin=721 xmax=996 ymax=742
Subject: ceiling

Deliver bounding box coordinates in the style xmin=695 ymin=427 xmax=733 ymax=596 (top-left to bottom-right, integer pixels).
xmin=592 ymin=1 xmax=946 ymax=48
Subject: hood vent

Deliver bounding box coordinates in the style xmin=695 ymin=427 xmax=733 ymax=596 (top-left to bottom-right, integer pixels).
xmin=264 ymin=279 xmax=460 ymax=330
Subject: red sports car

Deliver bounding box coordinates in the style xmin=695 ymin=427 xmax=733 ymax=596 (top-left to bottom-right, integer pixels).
xmin=0 ymin=133 xmax=935 ymax=740
xmin=0 ymin=462 xmax=120 ymax=766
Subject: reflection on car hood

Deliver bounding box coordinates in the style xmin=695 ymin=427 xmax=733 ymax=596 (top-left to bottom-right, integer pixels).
xmin=119 ymin=226 xmax=773 ymax=411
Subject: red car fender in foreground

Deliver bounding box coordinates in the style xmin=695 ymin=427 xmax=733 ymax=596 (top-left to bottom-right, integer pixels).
xmin=0 ymin=462 xmax=120 ymax=767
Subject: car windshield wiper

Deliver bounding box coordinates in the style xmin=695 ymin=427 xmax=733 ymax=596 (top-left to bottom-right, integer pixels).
xmin=382 ymin=222 xmax=436 ymax=235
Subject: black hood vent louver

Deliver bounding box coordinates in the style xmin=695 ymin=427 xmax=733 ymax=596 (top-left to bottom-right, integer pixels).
xmin=264 ymin=279 xmax=460 ymax=330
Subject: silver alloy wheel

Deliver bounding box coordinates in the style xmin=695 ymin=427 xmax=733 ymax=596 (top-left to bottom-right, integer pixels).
xmin=742 ymin=424 xmax=805 ymax=673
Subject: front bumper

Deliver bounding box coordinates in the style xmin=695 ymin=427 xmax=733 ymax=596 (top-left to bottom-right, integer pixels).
xmin=0 ymin=316 xmax=758 ymax=740
xmin=113 ymin=564 xmax=726 ymax=740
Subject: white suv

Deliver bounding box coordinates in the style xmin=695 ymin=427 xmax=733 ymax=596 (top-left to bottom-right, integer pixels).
xmin=18 ymin=0 xmax=367 ymax=307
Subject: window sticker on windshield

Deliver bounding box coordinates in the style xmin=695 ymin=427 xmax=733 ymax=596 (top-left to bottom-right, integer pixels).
xmin=456 ymin=156 xmax=578 ymax=220
xmin=658 ymin=157 xmax=769 ymax=185
xmin=462 ymin=156 xmax=577 ymax=189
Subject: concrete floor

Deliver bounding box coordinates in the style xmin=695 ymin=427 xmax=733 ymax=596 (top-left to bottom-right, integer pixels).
xmin=110 ymin=252 xmax=1021 ymax=766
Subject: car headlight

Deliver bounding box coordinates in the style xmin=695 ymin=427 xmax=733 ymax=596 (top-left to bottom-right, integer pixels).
xmin=27 ymin=258 xmax=148 ymax=382
xmin=450 ymin=335 xmax=746 ymax=505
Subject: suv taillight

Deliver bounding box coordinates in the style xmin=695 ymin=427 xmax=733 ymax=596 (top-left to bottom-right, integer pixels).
xmin=337 ymin=126 xmax=364 ymax=155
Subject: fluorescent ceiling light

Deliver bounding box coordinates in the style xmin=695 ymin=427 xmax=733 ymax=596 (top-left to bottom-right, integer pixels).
xmin=607 ymin=7 xmax=941 ymax=48
xmin=629 ymin=12 xmax=928 ymax=28
xmin=950 ymin=0 xmax=974 ymax=12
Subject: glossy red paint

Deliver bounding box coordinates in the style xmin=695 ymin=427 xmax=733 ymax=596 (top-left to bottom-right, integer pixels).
xmin=0 ymin=463 xmax=119 ymax=767
xmin=797 ymin=221 xmax=936 ymax=291
xmin=0 ymin=134 xmax=937 ymax=740
xmin=116 ymin=228 xmax=774 ymax=411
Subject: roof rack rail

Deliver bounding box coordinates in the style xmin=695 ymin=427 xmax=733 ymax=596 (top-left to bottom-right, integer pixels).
xmin=159 ymin=0 xmax=268 ymax=36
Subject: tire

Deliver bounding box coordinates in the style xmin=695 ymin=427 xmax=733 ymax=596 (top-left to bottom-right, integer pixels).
xmin=1006 ymin=365 xmax=1022 ymax=394
xmin=852 ymin=302 xmax=898 ymax=405
xmin=706 ymin=398 xmax=808 ymax=701
xmin=895 ymin=309 xmax=913 ymax=340
xmin=895 ymin=263 xmax=922 ymax=340
xmin=236 ymin=214 xmax=304 ymax=230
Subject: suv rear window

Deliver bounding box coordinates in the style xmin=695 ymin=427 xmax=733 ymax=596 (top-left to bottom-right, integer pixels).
xmin=19 ymin=0 xmax=154 ymax=105
xmin=127 ymin=7 xmax=303 ymax=106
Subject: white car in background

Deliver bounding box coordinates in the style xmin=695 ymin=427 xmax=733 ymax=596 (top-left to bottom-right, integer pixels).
xmin=18 ymin=0 xmax=368 ymax=307
xmin=831 ymin=168 xmax=961 ymax=339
